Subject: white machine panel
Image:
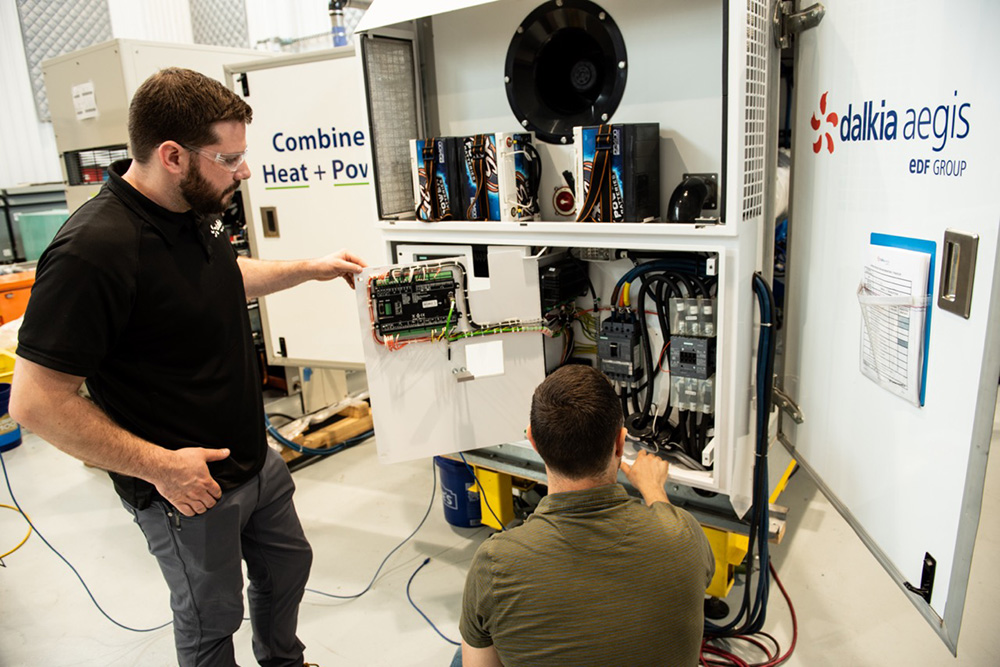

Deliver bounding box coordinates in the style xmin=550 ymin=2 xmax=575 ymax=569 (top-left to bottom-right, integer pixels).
xmin=229 ymin=49 xmax=387 ymax=368
xmin=786 ymin=0 xmax=1000 ymax=651
xmin=356 ymin=246 xmax=546 ymax=462
xmin=428 ymin=0 xmax=725 ymax=224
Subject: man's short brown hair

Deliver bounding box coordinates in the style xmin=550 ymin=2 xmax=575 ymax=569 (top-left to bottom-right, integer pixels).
xmin=529 ymin=365 xmax=624 ymax=479
xmin=128 ymin=67 xmax=253 ymax=163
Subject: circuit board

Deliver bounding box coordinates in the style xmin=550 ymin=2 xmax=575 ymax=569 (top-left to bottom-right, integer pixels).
xmin=371 ymin=270 xmax=460 ymax=337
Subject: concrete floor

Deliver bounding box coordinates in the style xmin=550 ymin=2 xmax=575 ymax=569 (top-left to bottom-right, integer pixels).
xmin=0 ymin=399 xmax=998 ymax=666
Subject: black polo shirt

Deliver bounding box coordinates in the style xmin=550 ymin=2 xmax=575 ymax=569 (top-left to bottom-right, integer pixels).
xmin=18 ymin=160 xmax=266 ymax=509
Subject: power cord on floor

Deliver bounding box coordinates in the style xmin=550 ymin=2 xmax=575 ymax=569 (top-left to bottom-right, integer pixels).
xmin=306 ymin=459 xmax=437 ymax=600
xmin=0 ymin=449 xmax=172 ymax=632
xmin=1 ymin=502 xmax=32 ymax=565
xmin=699 ymin=562 xmax=797 ymax=666
xmin=407 ymin=558 xmax=461 ymax=646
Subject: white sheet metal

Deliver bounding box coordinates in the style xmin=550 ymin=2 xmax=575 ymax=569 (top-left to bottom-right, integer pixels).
xmin=229 ymin=50 xmax=387 ymax=368
xmin=355 ymin=0 xmax=499 ymax=33
xmin=786 ymin=0 xmax=1000 ymax=652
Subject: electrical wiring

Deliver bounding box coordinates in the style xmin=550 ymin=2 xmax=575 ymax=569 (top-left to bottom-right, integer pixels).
xmin=703 ymin=273 xmax=777 ymax=641
xmin=368 ymin=261 xmax=551 ymax=351
xmin=0 ymin=502 xmax=32 ymax=562
xmin=699 ymin=562 xmax=797 ymax=667
xmin=406 ymin=558 xmax=461 ymax=646
xmin=0 ymin=449 xmax=172 ymax=633
xmin=306 ymin=459 xmax=438 ymax=601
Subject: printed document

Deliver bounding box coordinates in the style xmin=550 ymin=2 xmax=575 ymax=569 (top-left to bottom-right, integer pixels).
xmin=858 ymin=244 xmax=930 ymax=406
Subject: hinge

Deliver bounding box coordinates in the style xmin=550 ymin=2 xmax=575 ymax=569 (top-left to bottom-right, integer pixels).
xmin=904 ymin=552 xmax=936 ymax=604
xmin=772 ymin=384 xmax=804 ymax=424
xmin=773 ymin=1 xmax=826 ymax=49
xmin=237 ymin=73 xmax=250 ymax=97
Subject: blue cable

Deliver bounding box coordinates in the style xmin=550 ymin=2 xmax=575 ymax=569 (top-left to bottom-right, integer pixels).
xmin=0 ymin=448 xmax=172 ymax=633
xmin=705 ymin=272 xmax=776 ymax=637
xmin=265 ymin=413 xmax=374 ymax=456
xmin=306 ymin=459 xmax=437 ymax=600
xmin=406 ymin=557 xmax=461 ymax=646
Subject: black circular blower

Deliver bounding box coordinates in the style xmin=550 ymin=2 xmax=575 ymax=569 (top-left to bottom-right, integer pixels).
xmin=505 ymin=0 xmax=628 ymax=144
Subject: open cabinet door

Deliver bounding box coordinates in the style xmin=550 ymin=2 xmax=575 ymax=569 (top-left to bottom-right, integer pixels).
xmin=783 ymin=0 xmax=1000 ymax=653
xmin=227 ymin=50 xmax=386 ymax=369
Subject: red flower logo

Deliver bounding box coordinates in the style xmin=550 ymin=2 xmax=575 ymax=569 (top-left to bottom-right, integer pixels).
xmin=811 ymin=92 xmax=838 ymax=154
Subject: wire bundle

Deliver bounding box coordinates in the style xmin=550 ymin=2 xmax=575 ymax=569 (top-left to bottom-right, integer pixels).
xmin=699 ymin=272 xmax=797 ymax=666
xmin=605 ymin=256 xmax=717 ymax=469
xmin=367 ymin=261 xmax=551 ymax=352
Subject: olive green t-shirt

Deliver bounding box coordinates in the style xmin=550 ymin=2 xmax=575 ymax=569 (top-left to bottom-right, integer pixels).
xmin=460 ymin=484 xmax=714 ymax=666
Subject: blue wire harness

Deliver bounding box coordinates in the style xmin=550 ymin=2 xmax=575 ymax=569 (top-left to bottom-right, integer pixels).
xmin=265 ymin=413 xmax=374 ymax=456
xmin=704 ymin=272 xmax=777 ymax=637
xmin=0 ymin=448 xmax=172 ymax=633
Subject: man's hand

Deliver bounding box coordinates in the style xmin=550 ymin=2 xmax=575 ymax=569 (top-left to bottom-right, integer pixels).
xmin=620 ymin=449 xmax=671 ymax=506
xmin=312 ymin=249 xmax=367 ymax=289
xmin=151 ymin=447 xmax=231 ymax=517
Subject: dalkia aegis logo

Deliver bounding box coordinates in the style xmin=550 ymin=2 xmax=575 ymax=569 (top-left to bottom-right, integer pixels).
xmin=809 ymin=90 xmax=972 ymax=155
xmin=811 ymin=92 xmax=838 ymax=154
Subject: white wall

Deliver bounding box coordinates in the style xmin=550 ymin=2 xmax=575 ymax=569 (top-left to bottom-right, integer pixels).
xmin=107 ymin=0 xmax=193 ymax=42
xmin=245 ymin=0 xmax=328 ymax=48
xmin=0 ymin=0 xmax=339 ymax=189
xmin=0 ymin=0 xmax=62 ymax=187
xmin=1 ymin=0 xmax=202 ymax=189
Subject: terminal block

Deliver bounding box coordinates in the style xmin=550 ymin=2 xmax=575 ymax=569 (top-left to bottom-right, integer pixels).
xmin=598 ymin=318 xmax=643 ymax=384
xmin=670 ymin=375 xmax=715 ymax=413
xmin=669 ymin=335 xmax=716 ymax=379
xmin=371 ymin=269 xmax=459 ymax=337
xmin=669 ymin=297 xmax=717 ymax=337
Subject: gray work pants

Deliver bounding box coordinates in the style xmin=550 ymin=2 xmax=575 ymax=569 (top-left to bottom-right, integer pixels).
xmin=124 ymin=447 xmax=313 ymax=667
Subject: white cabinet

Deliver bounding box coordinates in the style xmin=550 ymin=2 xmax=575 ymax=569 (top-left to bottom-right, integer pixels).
xmin=354 ymin=0 xmax=772 ymax=508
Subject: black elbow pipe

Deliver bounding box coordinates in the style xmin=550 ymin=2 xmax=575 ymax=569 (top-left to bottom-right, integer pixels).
xmin=667 ymin=176 xmax=711 ymax=223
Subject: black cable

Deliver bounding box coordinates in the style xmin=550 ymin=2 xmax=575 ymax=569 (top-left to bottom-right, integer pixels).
xmin=265 ymin=412 xmax=299 ymax=422
xmin=457 ymin=452 xmax=506 ymax=531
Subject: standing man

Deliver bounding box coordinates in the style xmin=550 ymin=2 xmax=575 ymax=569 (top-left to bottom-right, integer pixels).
xmin=459 ymin=365 xmax=715 ymax=667
xmin=9 ymin=68 xmax=366 ymax=667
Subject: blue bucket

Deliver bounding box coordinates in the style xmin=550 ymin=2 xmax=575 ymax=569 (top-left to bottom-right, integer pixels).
xmin=0 ymin=383 xmax=22 ymax=452
xmin=434 ymin=456 xmax=481 ymax=528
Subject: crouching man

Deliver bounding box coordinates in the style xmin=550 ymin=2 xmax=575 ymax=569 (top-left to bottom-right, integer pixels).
xmin=459 ymin=365 xmax=714 ymax=666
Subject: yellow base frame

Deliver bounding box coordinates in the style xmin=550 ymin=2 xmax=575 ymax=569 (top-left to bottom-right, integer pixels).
xmin=471 ymin=466 xmax=514 ymax=531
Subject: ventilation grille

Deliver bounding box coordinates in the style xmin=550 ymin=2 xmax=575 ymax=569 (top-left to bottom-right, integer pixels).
xmin=362 ymin=36 xmax=419 ymax=218
xmin=190 ymin=0 xmax=249 ymax=48
xmin=17 ymin=0 xmax=113 ymax=122
xmin=742 ymin=0 xmax=768 ymax=221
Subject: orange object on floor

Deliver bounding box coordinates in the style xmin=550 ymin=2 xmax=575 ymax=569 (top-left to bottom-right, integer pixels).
xmin=0 ymin=270 xmax=35 ymax=325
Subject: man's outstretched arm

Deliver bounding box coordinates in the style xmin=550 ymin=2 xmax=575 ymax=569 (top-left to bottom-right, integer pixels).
xmin=9 ymin=357 xmax=229 ymax=516
xmin=237 ymin=249 xmax=367 ymax=299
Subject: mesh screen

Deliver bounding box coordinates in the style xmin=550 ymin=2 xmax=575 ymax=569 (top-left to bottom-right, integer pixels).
xmin=362 ymin=36 xmax=419 ymax=218
xmin=17 ymin=0 xmax=113 ymax=121
xmin=742 ymin=0 xmax=768 ymax=222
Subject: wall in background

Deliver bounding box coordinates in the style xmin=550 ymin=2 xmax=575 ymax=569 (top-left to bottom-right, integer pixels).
xmin=0 ymin=0 xmax=352 ymax=189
